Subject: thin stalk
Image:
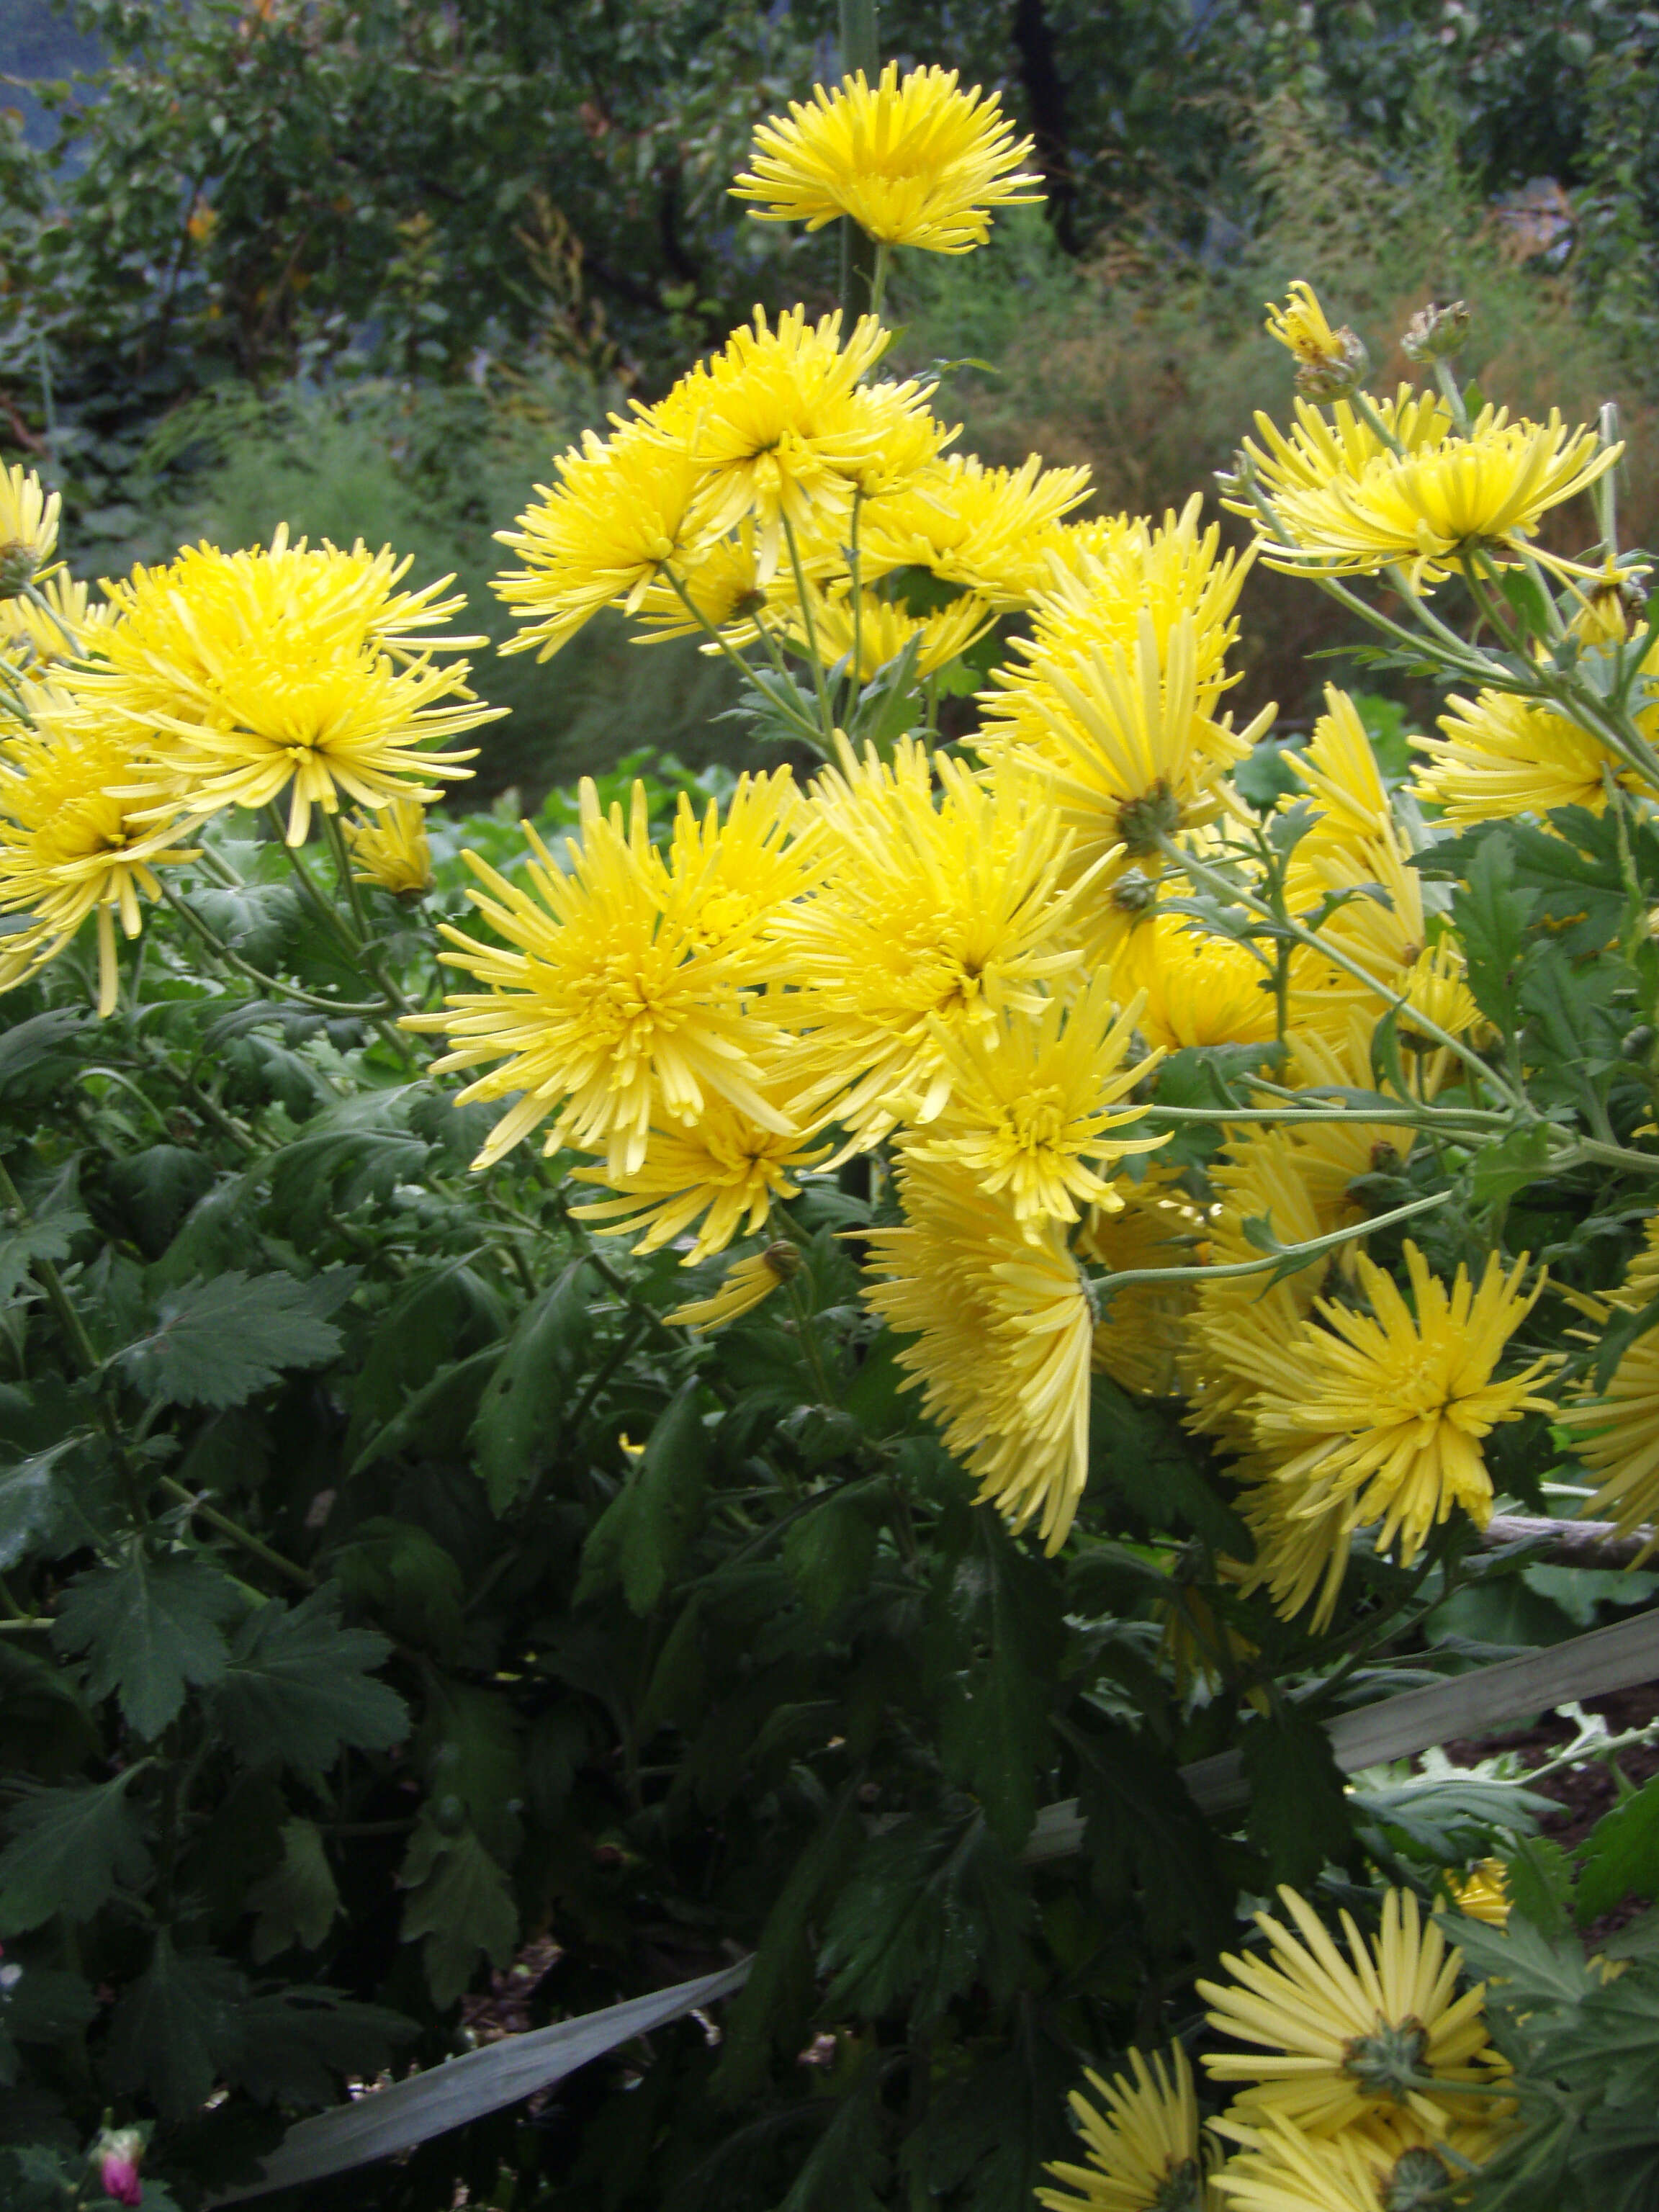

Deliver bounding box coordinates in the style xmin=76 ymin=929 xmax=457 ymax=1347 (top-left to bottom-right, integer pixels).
xmin=1154 ymin=831 xmax=1525 ymax=1110
xmin=1087 ymin=1187 xmax=1452 ymax=1304
xmin=659 ymin=563 xmax=828 ymax=752
xmin=157 ymin=1476 xmax=314 ymax=1589
xmin=0 ymin=1154 xmax=100 ymax=1376
xmin=1431 ymin=359 xmax=1471 ymax=439
xmin=1349 ymin=387 xmax=1407 ymax=458
xmin=781 ymin=511 xmax=839 ymax=750
xmin=322 ymin=806 xmax=373 ymax=941
xmin=158 ymin=881 xmax=393 ymax=1015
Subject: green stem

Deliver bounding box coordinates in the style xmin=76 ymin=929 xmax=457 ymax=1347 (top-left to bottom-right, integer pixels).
xmin=1086 ymin=1187 xmax=1453 ymax=1305
xmin=158 ymin=881 xmax=393 ymax=1016
xmin=0 ymin=1154 xmax=101 ymax=1377
xmin=658 ymin=562 xmax=829 ymax=754
xmin=781 ymin=511 xmax=839 ymax=750
xmin=322 ymin=806 xmax=373 ymax=940
xmin=1432 ymin=358 xmax=1470 ymax=439
xmin=157 ymin=1476 xmax=314 ymax=1589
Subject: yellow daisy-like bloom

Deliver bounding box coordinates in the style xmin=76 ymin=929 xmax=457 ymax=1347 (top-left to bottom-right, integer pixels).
xmin=1248 ymin=1242 xmax=1556 ymax=1566
xmin=1264 ymin=282 xmax=1353 ymax=374
xmin=1445 ymin=1861 xmax=1511 ymax=1929
xmin=1234 ymin=1464 xmax=1357 ymax=1634
xmin=662 ymin=764 xmax=825 ymax=951
xmin=347 ymin=798 xmax=433 ymax=897
xmin=571 ymin=1084 xmax=829 ymax=1265
xmin=0 ymin=572 xmax=108 ymax=672
xmin=1287 ymin=688 xmax=1395 ymax=853
xmin=0 ymin=703 xmax=198 ymax=1017
xmin=659 ymin=309 xmax=935 ymax=577
xmin=1415 ymin=686 xmax=1649 ymax=824
xmin=0 ymin=463 xmax=61 ymax=595
xmin=629 ymin=521 xmax=798 ymax=650
xmin=82 ymin=529 xmax=496 ymax=845
xmin=1213 ymin=2111 xmax=1498 ymax=2212
xmin=1259 ymin=408 xmax=1620 ymax=592
xmin=775 ymin=737 xmax=1091 ymax=1148
xmin=863 ymin=1156 xmax=1095 ymax=1550
xmin=1040 ymin=499 xmax=1255 ymax=694
xmin=667 ymin=1241 xmax=799 ymax=1331
xmin=406 ymin=776 xmax=799 ymax=1178
xmin=1118 ymin=916 xmax=1278 ymax=1052
xmin=1227 ymin=389 xmax=1452 ymax=515
xmin=784 ymin=581 xmax=995 ymax=682
xmin=493 ymin=418 xmax=718 ymax=660
xmin=1079 ymin=1186 xmax=1202 ymax=1400
xmin=731 ymin=63 xmax=1041 ymax=253
xmin=1197 ymin=1885 xmax=1510 ymax=2141
xmin=903 ymin=976 xmax=1166 ymax=1231
xmin=1038 ymin=2044 xmax=1218 ymax=2212
xmin=1558 ymin=1214 xmax=1659 ymax=1560
xmin=860 ymin=451 xmax=1094 ymax=611
xmin=981 ymin=611 xmax=1273 ymax=886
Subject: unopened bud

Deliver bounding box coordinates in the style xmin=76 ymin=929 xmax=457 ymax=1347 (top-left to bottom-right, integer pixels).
xmin=92 ymin=2128 xmax=145 ymax=2207
xmin=1401 ymin=299 xmax=1472 ymax=364
xmin=0 ymin=544 xmax=37 ymax=599
xmin=1111 ymin=868 xmax=1159 ymax=917
xmin=1294 ymin=326 xmax=1370 ymax=400
xmin=763 ymin=1239 xmax=803 ymax=1282
xmin=1115 ymin=780 xmax=1183 ymax=856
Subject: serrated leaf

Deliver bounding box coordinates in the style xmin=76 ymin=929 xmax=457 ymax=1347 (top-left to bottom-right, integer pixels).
xmin=471 ymin=1259 xmax=593 ymax=1510
xmin=107 ymin=1928 xmax=246 ymax=2118
xmin=1241 ymin=1702 xmax=1355 ymax=1887
xmin=248 ymin=1819 xmax=341 ymax=1961
xmin=118 ymin=1269 xmax=345 ymax=1408
xmin=782 ymin=1483 xmax=883 ymax=1622
xmin=578 ymin=1379 xmax=711 ymax=1614
xmin=1087 ymin=1375 xmax=1251 ymax=1555
xmin=52 ymin=1552 xmax=243 ymax=1739
xmin=330 ymin=1517 xmax=464 ymax=1657
xmin=1577 ymin=1775 xmax=1659 ymax=1923
xmin=219 ymin=1987 xmax=415 ymax=2109
xmin=1076 ymin=1719 xmax=1233 ymax=1961
xmin=819 ymin=1805 xmax=1028 ymax=2028
xmin=0 ymin=1205 xmax=89 ymax=1305
xmin=0 ymin=1962 xmax=96 ymax=2046
xmin=0 ymin=1433 xmax=99 ymax=1569
xmin=417 ymin=1672 xmax=523 ymax=1859
xmin=212 ymin=1588 xmax=408 ymax=1772
xmin=0 ymin=1007 xmax=88 ymax=1095
xmin=398 ymin=1818 xmax=518 ymax=2008
xmin=930 ymin=1512 xmax=1064 ymax=1851
xmin=1471 ymin=1122 xmax=1555 ymax=1206
xmin=0 ymin=1769 xmax=153 ymax=1933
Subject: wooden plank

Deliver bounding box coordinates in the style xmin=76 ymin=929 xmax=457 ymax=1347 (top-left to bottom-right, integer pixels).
xmin=1022 ymin=1606 xmax=1659 ymax=1866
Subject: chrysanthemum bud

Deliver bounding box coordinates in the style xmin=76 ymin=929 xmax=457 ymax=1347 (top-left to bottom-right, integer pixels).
xmin=0 ymin=543 xmax=37 ymax=599
xmin=1115 ymin=780 xmax=1184 ymax=855
xmin=1111 ymin=868 xmax=1159 ymax=917
xmin=1385 ymin=2146 xmax=1452 ymax=2212
xmin=1401 ymin=298 xmax=1473 ymax=364
xmin=92 ymin=2127 xmax=145 ymax=2206
xmin=1264 ymin=282 xmax=1370 ymax=399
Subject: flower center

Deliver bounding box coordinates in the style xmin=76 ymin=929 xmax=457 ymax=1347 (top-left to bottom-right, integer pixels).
xmin=1344 ymin=2017 xmax=1429 ymax=2101
xmin=1006 ymin=1087 xmax=1068 ymax=1154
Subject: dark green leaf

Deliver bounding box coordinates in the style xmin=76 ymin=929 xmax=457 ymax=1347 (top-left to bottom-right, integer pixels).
xmin=118 ymin=1269 xmax=346 ymax=1408
xmin=1450 ymin=831 xmax=1536 ymax=1033
xmin=0 ymin=1205 xmax=89 ymax=1306
xmin=782 ymin=1485 xmax=882 ymax=1622
xmin=1087 ymin=1375 xmax=1251 ymax=1555
xmin=471 ymin=1259 xmax=593 ymax=1510
xmin=107 ymin=1930 xmax=246 ymax=2118
xmin=398 ymin=1818 xmax=518 ymax=2008
xmin=1241 ymin=1702 xmax=1355 ymax=1887
xmin=330 ymin=1517 xmax=464 ymax=1657
xmin=248 ymin=1819 xmax=341 ymax=1961
xmin=1578 ymin=1776 xmax=1659 ymax=1923
xmin=1471 ymin=1123 xmax=1555 ymax=1206
xmin=0 ymin=1434 xmax=100 ymax=1569
xmin=1076 ymin=1719 xmax=1233 ymax=1960
xmin=212 ymin=1590 xmax=407 ymax=1772
xmin=579 ymin=1379 xmax=711 ymax=1614
xmin=0 ymin=1770 xmax=153 ymax=1933
xmin=52 ymin=1552 xmax=243 ymax=1740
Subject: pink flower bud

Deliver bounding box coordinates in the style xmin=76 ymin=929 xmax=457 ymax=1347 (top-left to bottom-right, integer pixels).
xmin=99 ymin=2150 xmax=142 ymax=2206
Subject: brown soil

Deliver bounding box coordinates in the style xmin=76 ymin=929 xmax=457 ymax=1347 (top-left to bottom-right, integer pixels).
xmin=1443 ymin=1683 xmax=1659 ymax=1851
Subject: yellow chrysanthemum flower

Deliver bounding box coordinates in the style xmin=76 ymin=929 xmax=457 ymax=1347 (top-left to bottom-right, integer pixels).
xmin=571 ymin=1085 xmax=829 ymax=1264
xmin=81 ymin=529 xmax=496 ymax=845
xmin=0 ymin=572 xmax=108 ymax=671
xmin=1445 ymin=1860 xmax=1511 ymax=1928
xmin=658 ymin=309 xmax=935 ymax=577
xmin=1258 ymin=408 xmax=1619 ymax=591
xmin=1040 ymin=498 xmax=1255 ymax=693
xmin=407 ymin=775 xmax=802 ymax=1177
xmin=1265 ymin=283 xmax=1371 ymax=391
xmin=863 ymin=1156 xmax=1094 ymax=1550
xmin=1286 ymin=827 xmax=1480 ymax=1054
xmin=1233 ymin=1464 xmax=1357 ymax=1633
xmin=1247 ymin=1242 xmax=1556 ymax=1565
xmin=1198 ymin=1885 xmax=1510 ymax=2141
xmin=0 ymin=702 xmax=198 ymax=1017
xmin=775 ymin=737 xmax=1091 ymax=1148
xmin=902 ymin=976 xmax=1166 ymax=1231
xmin=1415 ymin=686 xmax=1650 ymax=823
xmin=731 ymin=62 xmax=1041 ymax=252
xmin=860 ymin=451 xmax=1093 ymax=611
xmin=1558 ymin=1214 xmax=1659 ymax=1560
xmin=784 ymin=581 xmax=995 ymax=681
xmin=667 ymin=1242 xmax=799 ymax=1330
xmin=1286 ymin=688 xmax=1395 ymax=853
xmin=1079 ymin=1186 xmax=1202 ymax=1400
xmin=981 ymin=611 xmax=1273 ymax=886
xmin=1213 ymin=2110 xmax=1498 ymax=2212
xmin=0 ymin=463 xmax=61 ymax=595
xmin=346 ymin=798 xmax=433 ymax=897
xmin=1227 ymin=389 xmax=1452 ymax=514
xmin=1118 ymin=916 xmax=1278 ymax=1052
xmin=1038 ymin=2045 xmax=1219 ymax=2212
xmin=493 ymin=418 xmax=719 ymax=660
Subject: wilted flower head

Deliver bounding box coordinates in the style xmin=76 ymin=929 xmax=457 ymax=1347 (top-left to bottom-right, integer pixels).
xmin=1264 ymin=282 xmax=1370 ymax=400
